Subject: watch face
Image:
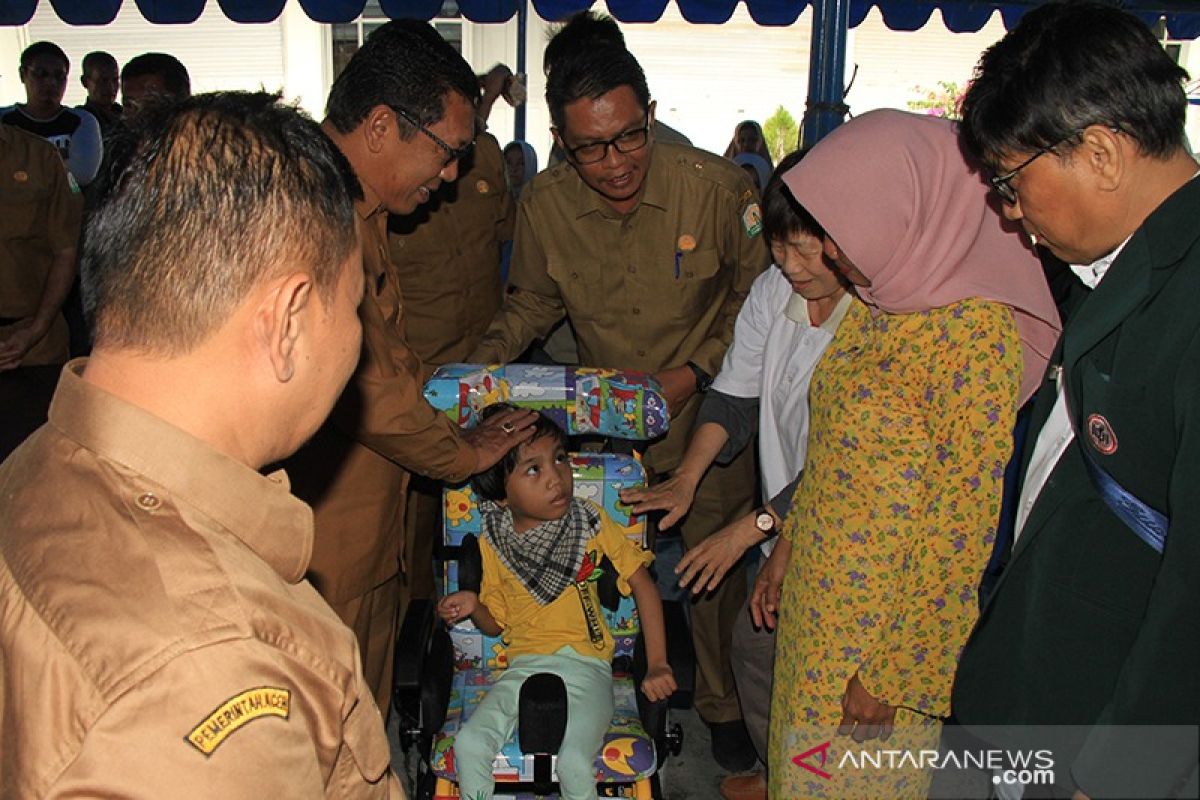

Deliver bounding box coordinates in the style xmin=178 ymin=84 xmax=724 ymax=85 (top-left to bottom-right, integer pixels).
xmin=755 ymin=512 xmax=774 ymax=532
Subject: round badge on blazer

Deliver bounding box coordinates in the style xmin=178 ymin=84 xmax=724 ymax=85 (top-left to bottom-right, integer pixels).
xmin=476 ymin=179 xmax=491 ymax=195
xmin=677 ymin=234 xmax=697 ymax=252
xmin=1087 ymin=413 xmax=1118 ymax=455
xmin=14 ymin=170 xmax=28 ymax=182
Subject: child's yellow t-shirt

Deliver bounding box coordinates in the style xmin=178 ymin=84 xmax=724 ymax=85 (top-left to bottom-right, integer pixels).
xmin=478 ymin=502 xmax=653 ymax=662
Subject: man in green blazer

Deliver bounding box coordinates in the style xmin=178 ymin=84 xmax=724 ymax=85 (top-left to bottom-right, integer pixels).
xmin=950 ymin=4 xmax=1200 ymax=798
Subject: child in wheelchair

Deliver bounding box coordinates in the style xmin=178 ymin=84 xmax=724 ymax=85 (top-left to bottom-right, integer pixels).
xmin=436 ymin=403 xmax=676 ymax=800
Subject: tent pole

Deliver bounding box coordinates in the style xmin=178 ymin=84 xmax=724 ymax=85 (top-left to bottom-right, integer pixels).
xmin=801 ymin=0 xmax=850 ymax=147
xmin=515 ymin=0 xmax=528 ymax=141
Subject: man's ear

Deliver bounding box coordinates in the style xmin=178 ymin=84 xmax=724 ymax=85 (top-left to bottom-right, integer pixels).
xmin=256 ymin=273 xmax=314 ymax=384
xmin=551 ymin=126 xmax=566 ymax=155
xmin=647 ymin=99 xmax=657 ymax=127
xmin=1079 ymin=124 xmax=1124 ymax=192
xmin=364 ymin=104 xmax=396 ymax=155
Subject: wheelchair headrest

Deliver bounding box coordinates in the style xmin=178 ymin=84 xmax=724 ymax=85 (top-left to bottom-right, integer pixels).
xmin=424 ymin=363 xmax=669 ymax=441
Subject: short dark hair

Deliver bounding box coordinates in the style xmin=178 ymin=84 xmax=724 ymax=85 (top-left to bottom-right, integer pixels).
xmin=83 ymin=91 xmax=359 ymax=355
xmin=545 ymin=41 xmax=650 ymax=131
xmin=326 ymin=19 xmax=479 ymax=137
xmin=960 ymin=2 xmax=1188 ymax=167
xmin=763 ymin=149 xmax=824 ymax=243
xmin=20 ymin=41 xmax=68 ymax=71
xmin=82 ymin=51 xmax=118 ymax=77
xmin=543 ymin=11 xmax=625 ymax=76
xmin=471 ymin=404 xmax=569 ymax=502
xmin=121 ymin=52 xmax=191 ymax=99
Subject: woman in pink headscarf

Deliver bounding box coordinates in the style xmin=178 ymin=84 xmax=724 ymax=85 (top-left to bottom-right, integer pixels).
xmin=749 ymin=109 xmax=1060 ymax=799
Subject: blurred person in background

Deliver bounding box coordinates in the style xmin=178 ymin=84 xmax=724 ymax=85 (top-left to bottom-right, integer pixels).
xmin=2 ymin=41 xmax=102 ymax=188
xmin=78 ymin=51 xmax=121 ymax=136
xmin=120 ymin=52 xmax=191 ymax=116
xmin=724 ymin=120 xmax=773 ymax=171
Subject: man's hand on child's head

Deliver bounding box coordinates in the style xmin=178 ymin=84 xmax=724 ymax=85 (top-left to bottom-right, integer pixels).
xmin=463 ymin=407 xmax=538 ymax=471
xmin=640 ymin=664 xmax=677 ymax=703
xmin=437 ymin=590 xmax=479 ymax=625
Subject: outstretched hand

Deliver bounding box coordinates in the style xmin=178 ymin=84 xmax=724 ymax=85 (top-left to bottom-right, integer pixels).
xmin=619 ymin=473 xmax=698 ymax=530
xmin=675 ymin=517 xmax=759 ymax=595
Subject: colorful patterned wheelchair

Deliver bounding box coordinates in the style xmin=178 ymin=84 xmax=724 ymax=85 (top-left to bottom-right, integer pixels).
xmin=394 ymin=364 xmax=694 ymax=800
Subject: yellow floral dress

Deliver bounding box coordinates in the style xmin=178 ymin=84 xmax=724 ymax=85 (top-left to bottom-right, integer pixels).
xmin=768 ymin=297 xmax=1021 ymax=799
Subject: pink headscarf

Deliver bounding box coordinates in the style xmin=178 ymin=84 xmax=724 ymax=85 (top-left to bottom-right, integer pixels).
xmin=783 ymin=109 xmax=1060 ymax=403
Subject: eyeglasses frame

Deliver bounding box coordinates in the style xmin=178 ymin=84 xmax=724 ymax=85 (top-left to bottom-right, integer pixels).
xmin=390 ymin=105 xmax=474 ymax=169
xmin=988 ymin=131 xmax=1089 ymax=205
xmin=561 ymin=119 xmax=653 ymax=166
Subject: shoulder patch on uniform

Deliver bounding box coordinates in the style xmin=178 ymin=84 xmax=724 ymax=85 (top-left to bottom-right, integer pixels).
xmin=476 ymin=179 xmax=492 ymax=195
xmin=185 ymin=686 xmax=290 ymax=756
xmin=742 ymin=203 xmax=763 ymax=238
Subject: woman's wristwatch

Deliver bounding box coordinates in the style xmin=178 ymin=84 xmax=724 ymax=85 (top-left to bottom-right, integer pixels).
xmin=753 ymin=506 xmax=780 ymax=540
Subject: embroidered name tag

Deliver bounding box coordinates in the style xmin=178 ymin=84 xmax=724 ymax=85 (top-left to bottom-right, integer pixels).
xmin=186 ymin=686 xmax=290 ymax=756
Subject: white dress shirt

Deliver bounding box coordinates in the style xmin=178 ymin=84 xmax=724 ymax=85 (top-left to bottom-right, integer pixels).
xmin=1012 ymin=239 xmax=1129 ymax=542
xmin=711 ymin=266 xmax=853 ymax=555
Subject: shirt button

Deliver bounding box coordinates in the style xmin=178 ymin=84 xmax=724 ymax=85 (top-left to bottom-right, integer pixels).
xmin=571 ymin=272 xmax=579 ymax=279
xmin=136 ymin=492 xmax=161 ymax=511
xmin=627 ymin=266 xmax=636 ymax=273
xmin=637 ymin=349 xmax=646 ymax=357
xmin=632 ymin=307 xmax=641 ymax=315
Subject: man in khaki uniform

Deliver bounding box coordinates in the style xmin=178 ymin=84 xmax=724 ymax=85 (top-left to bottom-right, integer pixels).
xmin=286 ymin=20 xmax=534 ymax=714
xmin=0 ymin=92 xmax=402 ymax=797
xmin=0 ymin=123 xmax=79 ymax=370
xmin=386 ymin=129 xmax=516 ymax=600
xmin=468 ymin=16 xmax=769 ymax=768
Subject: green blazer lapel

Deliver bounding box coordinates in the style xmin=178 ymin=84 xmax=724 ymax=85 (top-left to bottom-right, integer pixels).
xmin=1063 ymin=176 xmax=1200 ymax=373
xmin=1060 ymin=236 xmax=1151 ymax=375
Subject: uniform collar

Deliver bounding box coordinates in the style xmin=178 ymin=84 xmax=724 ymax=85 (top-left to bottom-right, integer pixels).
xmin=354 ymin=178 xmax=389 ymax=285
xmin=570 ymin=143 xmax=668 ymax=219
xmin=1069 ymin=237 xmax=1130 ymax=290
xmin=46 ymin=360 xmax=314 ymax=583
xmin=355 ymin=176 xmax=386 ymax=223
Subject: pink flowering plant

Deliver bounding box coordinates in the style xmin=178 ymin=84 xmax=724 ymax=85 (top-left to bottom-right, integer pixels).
xmin=907 ymin=81 xmax=965 ymax=120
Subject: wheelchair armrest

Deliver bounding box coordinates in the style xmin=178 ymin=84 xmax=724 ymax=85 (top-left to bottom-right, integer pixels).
xmin=393 ymin=598 xmax=435 ymax=695
xmin=393 ymin=599 xmax=455 ymax=747
xmin=661 ymin=599 xmax=694 ymax=709
xmin=633 ymin=598 xmax=694 ymax=746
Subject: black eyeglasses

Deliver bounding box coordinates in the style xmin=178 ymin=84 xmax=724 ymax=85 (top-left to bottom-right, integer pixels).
xmin=391 ymin=106 xmax=474 ymax=169
xmin=989 ymin=133 xmax=1080 ymax=205
xmin=564 ymin=121 xmax=651 ymax=165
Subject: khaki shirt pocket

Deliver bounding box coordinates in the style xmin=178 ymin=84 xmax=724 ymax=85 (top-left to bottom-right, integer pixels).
xmin=547 ymin=259 xmax=603 ymax=322
xmin=0 ymin=186 xmax=47 ymax=240
xmin=671 ymin=248 xmax=723 ymax=321
xmin=338 ymin=695 xmax=393 ymax=793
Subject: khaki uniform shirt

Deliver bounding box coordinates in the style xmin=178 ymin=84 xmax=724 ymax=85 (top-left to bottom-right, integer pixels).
xmin=288 ymin=183 xmax=477 ymax=603
xmin=0 ymin=363 xmax=401 ymax=799
xmin=0 ymin=123 xmax=80 ymax=363
xmin=387 ymin=133 xmax=515 ymax=366
xmin=470 ymin=141 xmax=770 ymax=470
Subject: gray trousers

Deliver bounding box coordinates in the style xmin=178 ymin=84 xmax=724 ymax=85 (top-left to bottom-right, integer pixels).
xmin=732 ymin=559 xmax=777 ymax=766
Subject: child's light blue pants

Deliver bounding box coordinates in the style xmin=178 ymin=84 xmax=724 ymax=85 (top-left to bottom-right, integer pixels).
xmin=453 ymin=646 xmax=614 ymax=800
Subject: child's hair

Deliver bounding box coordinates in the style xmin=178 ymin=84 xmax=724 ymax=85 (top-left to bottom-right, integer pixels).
xmin=471 ymin=403 xmax=570 ymax=502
